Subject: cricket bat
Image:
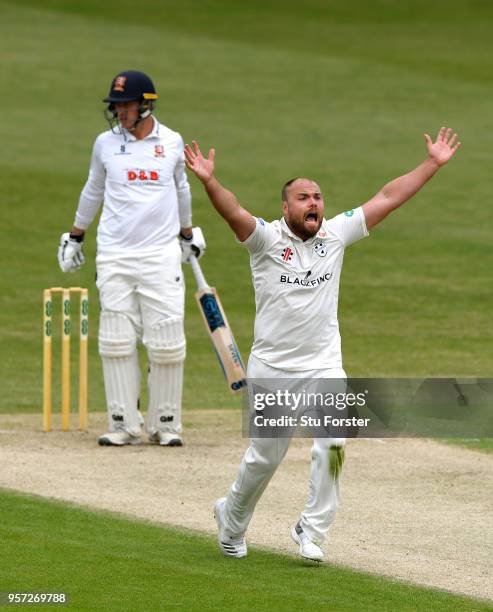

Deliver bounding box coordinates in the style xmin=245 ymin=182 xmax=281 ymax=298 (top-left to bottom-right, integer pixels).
xmin=190 ymin=256 xmax=247 ymax=393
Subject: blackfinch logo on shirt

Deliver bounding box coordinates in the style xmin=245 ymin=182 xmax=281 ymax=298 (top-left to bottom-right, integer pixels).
xmin=280 ymin=272 xmax=333 ymax=287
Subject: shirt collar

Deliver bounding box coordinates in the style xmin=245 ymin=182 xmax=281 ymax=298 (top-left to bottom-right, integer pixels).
xmin=280 ymin=217 xmax=327 ymax=243
xmin=123 ymin=116 xmax=160 ymax=141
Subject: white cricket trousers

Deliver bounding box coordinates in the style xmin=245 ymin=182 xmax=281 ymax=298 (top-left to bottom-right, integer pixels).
xmin=96 ymin=241 xmax=185 ymax=435
xmin=96 ymin=242 xmax=185 ymax=333
xmin=223 ymin=355 xmax=346 ymax=544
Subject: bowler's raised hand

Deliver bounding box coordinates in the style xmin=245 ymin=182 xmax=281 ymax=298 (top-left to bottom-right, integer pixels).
xmin=185 ymin=140 xmax=215 ymax=184
xmin=424 ymin=126 xmax=461 ymax=167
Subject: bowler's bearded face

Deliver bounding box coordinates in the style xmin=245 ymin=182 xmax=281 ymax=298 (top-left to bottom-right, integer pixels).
xmin=282 ymin=179 xmax=324 ymax=241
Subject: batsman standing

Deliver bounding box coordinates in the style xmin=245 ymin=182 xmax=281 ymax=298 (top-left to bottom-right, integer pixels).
xmin=58 ymin=70 xmax=205 ymax=446
xmin=185 ymin=127 xmax=460 ymax=559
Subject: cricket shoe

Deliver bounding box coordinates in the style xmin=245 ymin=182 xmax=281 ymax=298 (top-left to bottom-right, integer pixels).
xmin=214 ymin=497 xmax=247 ymax=558
xmin=98 ymin=431 xmax=142 ymax=446
xmin=291 ymin=522 xmax=324 ymax=562
xmin=149 ymin=431 xmax=183 ymax=447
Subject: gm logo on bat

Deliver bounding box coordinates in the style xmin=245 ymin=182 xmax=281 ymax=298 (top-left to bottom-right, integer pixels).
xmin=200 ymin=294 xmax=225 ymax=332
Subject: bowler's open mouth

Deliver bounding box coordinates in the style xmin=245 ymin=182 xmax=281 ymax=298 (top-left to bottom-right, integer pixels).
xmin=304 ymin=212 xmax=318 ymax=223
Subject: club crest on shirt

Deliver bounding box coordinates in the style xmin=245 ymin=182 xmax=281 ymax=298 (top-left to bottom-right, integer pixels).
xmin=313 ymin=242 xmax=327 ymax=257
xmin=281 ymin=247 xmax=294 ymax=262
xmin=154 ymin=145 xmax=166 ymax=158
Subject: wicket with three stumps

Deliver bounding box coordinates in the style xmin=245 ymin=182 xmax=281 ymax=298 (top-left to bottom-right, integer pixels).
xmin=43 ymin=287 xmax=89 ymax=432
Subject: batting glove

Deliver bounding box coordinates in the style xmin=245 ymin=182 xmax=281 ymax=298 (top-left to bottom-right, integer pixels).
xmin=179 ymin=227 xmax=206 ymax=263
xmin=57 ymin=232 xmax=85 ymax=273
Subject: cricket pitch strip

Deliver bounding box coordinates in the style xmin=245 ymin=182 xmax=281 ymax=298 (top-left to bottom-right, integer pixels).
xmin=0 ymin=410 xmax=491 ymax=601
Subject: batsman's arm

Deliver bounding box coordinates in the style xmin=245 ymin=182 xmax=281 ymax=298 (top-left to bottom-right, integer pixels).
xmin=72 ymin=135 xmax=106 ymax=233
xmin=175 ymin=135 xmax=193 ymax=232
xmin=362 ymin=126 xmax=461 ymax=230
xmin=185 ymin=141 xmax=256 ymax=242
xmin=69 ymin=226 xmax=85 ymax=238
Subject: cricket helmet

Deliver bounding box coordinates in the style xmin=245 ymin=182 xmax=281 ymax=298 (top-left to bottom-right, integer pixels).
xmin=103 ymin=70 xmax=158 ymax=132
xmin=104 ymin=70 xmax=158 ymax=106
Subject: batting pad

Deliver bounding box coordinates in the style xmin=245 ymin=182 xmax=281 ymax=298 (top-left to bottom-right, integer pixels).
xmin=98 ymin=311 xmax=137 ymax=357
xmin=98 ymin=311 xmax=141 ymax=435
xmin=146 ymin=318 xmax=185 ymax=435
xmin=144 ymin=317 xmax=186 ymax=364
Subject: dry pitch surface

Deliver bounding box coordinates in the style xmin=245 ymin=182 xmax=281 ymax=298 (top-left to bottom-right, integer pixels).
xmin=0 ymin=411 xmax=491 ymax=601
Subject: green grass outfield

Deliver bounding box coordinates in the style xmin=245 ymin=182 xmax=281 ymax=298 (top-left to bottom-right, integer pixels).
xmin=1 ymin=489 xmax=490 ymax=612
xmin=445 ymin=438 xmax=493 ymax=453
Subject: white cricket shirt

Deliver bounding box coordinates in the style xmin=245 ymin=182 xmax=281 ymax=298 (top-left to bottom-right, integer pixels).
xmin=241 ymin=207 xmax=369 ymax=370
xmin=74 ymin=118 xmax=191 ymax=253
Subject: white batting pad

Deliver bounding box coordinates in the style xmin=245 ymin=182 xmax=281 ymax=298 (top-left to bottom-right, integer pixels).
xmin=98 ymin=311 xmax=141 ymax=435
xmin=145 ymin=317 xmax=186 ymax=364
xmin=98 ymin=311 xmax=137 ymax=357
xmin=145 ymin=318 xmax=185 ymax=435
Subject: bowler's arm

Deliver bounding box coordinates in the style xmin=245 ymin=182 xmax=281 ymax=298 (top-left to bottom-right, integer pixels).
xmin=362 ymin=127 xmax=461 ymax=230
xmin=185 ymin=141 xmax=256 ymax=242
xmin=202 ymin=176 xmax=255 ymax=242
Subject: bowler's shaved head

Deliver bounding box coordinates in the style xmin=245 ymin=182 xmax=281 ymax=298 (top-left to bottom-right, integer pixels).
xmin=282 ymin=178 xmax=300 ymax=201
xmin=282 ymin=178 xmax=321 ymax=202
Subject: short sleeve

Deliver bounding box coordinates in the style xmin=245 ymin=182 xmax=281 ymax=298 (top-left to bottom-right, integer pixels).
xmin=237 ymin=217 xmax=276 ymax=254
xmin=327 ymin=206 xmax=369 ymax=247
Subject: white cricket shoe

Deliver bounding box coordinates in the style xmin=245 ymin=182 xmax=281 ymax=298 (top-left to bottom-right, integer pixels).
xmin=98 ymin=431 xmax=142 ymax=446
xmin=148 ymin=431 xmax=183 ymax=447
xmin=291 ymin=522 xmax=324 ymax=561
xmin=214 ymin=497 xmax=247 ymax=558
